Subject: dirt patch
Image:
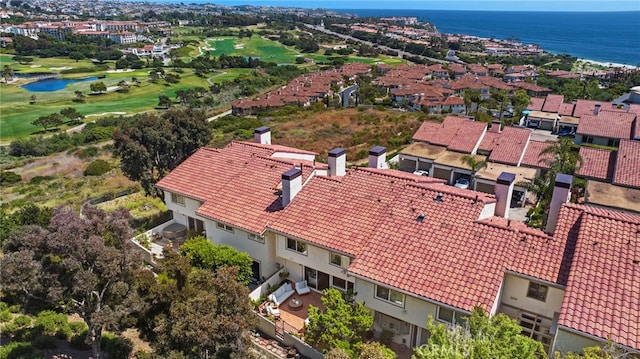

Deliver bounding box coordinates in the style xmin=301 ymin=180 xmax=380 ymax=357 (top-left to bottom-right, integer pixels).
xmin=11 ymin=153 xmax=85 ymax=180
xmin=270 ymin=107 xmax=430 ymax=162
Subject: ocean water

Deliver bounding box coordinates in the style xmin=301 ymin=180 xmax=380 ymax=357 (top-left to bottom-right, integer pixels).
xmin=335 ymin=10 xmax=640 ymax=65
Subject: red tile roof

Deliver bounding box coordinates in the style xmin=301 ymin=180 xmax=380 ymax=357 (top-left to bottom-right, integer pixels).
xmin=555 ymin=204 xmax=640 ymax=349
xmin=577 ymin=111 xmax=636 ymax=139
xmin=488 ymin=127 xmax=532 ymax=165
xmin=478 ymin=131 xmax=501 ymax=152
xmin=520 ymin=140 xmax=554 ymax=168
xmin=412 ymin=116 xmax=486 ymax=153
xmin=541 ymin=94 xmax=564 ymax=113
xmin=155 ymin=141 xmax=315 ymax=234
xmin=528 ymin=97 xmax=545 ymax=111
xmin=613 ymin=139 xmax=640 ymax=188
xmin=576 ymin=147 xmax=616 ymax=181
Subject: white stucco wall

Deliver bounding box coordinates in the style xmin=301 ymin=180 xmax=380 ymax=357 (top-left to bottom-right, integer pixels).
xmin=553 ymin=328 xmax=603 ymax=355
xmin=275 ymin=234 xmax=352 ymax=288
xmin=163 ymin=191 xmax=203 ymax=227
xmin=355 ymin=279 xmax=437 ymax=345
xmin=500 ymin=273 xmax=564 ymax=319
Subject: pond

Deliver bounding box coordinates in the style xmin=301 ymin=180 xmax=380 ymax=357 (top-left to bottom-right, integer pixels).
xmin=22 ymin=77 xmax=98 ymax=92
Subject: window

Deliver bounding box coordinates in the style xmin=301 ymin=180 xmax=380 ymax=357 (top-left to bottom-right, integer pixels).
xmin=331 ymin=277 xmax=354 ymax=292
xmin=527 ymin=282 xmax=548 ymax=302
xmin=375 ymin=312 xmax=410 ymax=335
xmin=375 ymin=285 xmax=405 ymax=307
xmin=437 ymin=307 xmax=466 ymax=326
xmin=248 ymin=233 xmax=265 ymax=243
xmin=188 ymin=217 xmax=204 ymax=235
xmin=584 ymin=136 xmax=594 ymax=144
xmin=607 ymin=138 xmax=620 ymax=147
xmin=286 ymin=238 xmax=307 ymax=255
xmin=330 ymin=252 xmax=350 ymax=268
xmin=171 ymin=193 xmax=185 ymax=206
xmin=216 ymin=222 xmax=234 ymax=233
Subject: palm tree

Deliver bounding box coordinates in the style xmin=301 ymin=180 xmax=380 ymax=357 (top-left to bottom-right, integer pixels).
xmin=461 ymin=154 xmax=488 ymax=189
xmin=539 ymin=138 xmax=583 ymax=175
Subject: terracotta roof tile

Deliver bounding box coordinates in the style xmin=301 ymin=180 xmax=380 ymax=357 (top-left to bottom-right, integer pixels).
xmin=555 ymin=204 xmax=640 ymax=349
xmin=577 ymin=111 xmax=636 ymax=139
xmin=577 ymin=147 xmax=616 ymax=181
xmin=156 ymin=141 xmax=315 ymax=234
xmin=520 ymin=140 xmax=554 ymax=168
xmin=478 ymin=131 xmax=501 ymax=152
xmin=613 ymin=139 xmax=640 ymax=188
xmin=542 ymin=94 xmax=564 ymax=113
xmin=528 ymin=97 xmax=545 ymax=111
xmin=413 ymin=116 xmax=486 ymax=153
xmin=488 ymin=127 xmax=532 ymax=165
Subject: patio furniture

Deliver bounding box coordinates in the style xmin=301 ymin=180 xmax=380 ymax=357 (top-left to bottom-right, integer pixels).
xmin=294 ymin=280 xmax=311 ymax=295
xmin=162 ymin=222 xmax=187 ymax=240
xmin=288 ymin=297 xmax=303 ymax=311
xmin=268 ymin=282 xmax=294 ymax=307
xmin=266 ymin=303 xmax=280 ymax=319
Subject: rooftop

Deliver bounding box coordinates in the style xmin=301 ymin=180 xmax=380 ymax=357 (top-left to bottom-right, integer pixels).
xmin=577 ymin=111 xmax=636 ymax=139
xmin=576 ymin=147 xmax=616 ymax=181
xmin=613 ymin=139 xmax=640 ymax=189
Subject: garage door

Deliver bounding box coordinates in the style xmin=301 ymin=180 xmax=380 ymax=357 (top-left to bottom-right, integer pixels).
xmin=433 ymin=167 xmax=451 ymax=183
xmin=399 ymin=158 xmax=416 ymax=172
xmin=475 ymin=182 xmax=494 ymax=194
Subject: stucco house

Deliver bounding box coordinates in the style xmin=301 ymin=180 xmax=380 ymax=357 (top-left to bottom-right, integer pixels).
xmin=151 ymin=127 xmax=640 ymax=356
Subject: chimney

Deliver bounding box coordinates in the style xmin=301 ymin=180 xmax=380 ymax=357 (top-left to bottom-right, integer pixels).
xmin=593 ymin=103 xmax=601 ymax=115
xmin=281 ymin=168 xmax=302 ymax=207
xmin=546 ymin=174 xmax=572 ymax=233
xmin=368 ymin=146 xmax=388 ymax=169
xmin=328 ymin=148 xmax=346 ymax=177
xmin=494 ymin=172 xmax=515 ymax=218
xmin=490 ymin=119 xmax=501 ymax=133
xmin=254 ymin=126 xmax=271 ymax=145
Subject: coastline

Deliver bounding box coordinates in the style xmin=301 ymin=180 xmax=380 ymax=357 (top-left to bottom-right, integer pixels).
xmin=575 ymin=58 xmax=639 ymax=70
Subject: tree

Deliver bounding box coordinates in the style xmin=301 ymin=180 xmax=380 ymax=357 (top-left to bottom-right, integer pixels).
xmin=463 ymin=89 xmax=481 ymax=117
xmin=0 ymin=207 xmax=142 ymax=359
xmin=158 ymin=95 xmax=172 ymax=109
xmin=490 ymin=89 xmax=508 ymax=121
xmin=135 ymin=251 xmax=256 ymax=358
xmin=113 ymin=108 xmax=212 ymax=197
xmin=90 ymin=81 xmax=107 ymax=94
xmin=69 ymin=51 xmax=85 ymax=62
xmin=2 ymin=64 xmax=14 ymax=82
xmin=179 ymin=236 xmax=253 ymax=284
xmin=461 ymin=154 xmax=488 ymax=188
xmin=510 ymin=90 xmax=530 ymax=121
xmin=31 ymin=113 xmax=63 ymax=132
xmin=0 ymin=204 xmax=53 ymax=246
xmin=74 ymin=90 xmax=86 ymax=103
xmin=60 ymin=107 xmax=84 ymax=122
xmin=29 ymin=94 xmax=37 ymax=104
xmin=306 ymin=288 xmax=374 ymax=356
xmin=414 ymin=307 xmax=545 ymax=359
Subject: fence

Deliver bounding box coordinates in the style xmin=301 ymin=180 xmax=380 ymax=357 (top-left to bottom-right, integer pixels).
xmin=249 ymin=267 xmax=287 ymax=302
xmin=255 ymin=312 xmax=324 ymax=359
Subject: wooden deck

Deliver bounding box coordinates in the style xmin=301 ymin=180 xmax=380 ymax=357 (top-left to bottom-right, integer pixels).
xmin=277 ymin=290 xmax=325 ymax=333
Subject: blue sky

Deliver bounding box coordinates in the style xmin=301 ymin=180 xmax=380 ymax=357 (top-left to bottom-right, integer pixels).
xmin=205 ymin=0 xmax=640 ymax=11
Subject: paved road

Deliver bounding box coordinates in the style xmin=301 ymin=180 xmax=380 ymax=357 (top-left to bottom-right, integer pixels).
xmin=304 ymin=24 xmax=449 ymax=65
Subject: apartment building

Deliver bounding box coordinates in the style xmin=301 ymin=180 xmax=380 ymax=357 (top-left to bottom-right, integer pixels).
xmin=154 ymin=128 xmax=639 ymax=355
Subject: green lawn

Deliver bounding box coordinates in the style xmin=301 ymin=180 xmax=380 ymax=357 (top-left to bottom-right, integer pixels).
xmin=0 ymin=66 xmax=243 ymax=143
xmin=206 ymin=36 xmax=300 ymax=63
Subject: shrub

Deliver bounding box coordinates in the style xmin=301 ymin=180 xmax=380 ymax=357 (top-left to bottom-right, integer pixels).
xmin=77 ymin=146 xmax=99 ymax=159
xmin=101 ymin=333 xmax=133 ymax=359
xmin=0 ymin=302 xmax=7 ymax=311
xmin=0 ymin=171 xmax=21 ymax=185
xmin=380 ymin=329 xmax=394 ymax=346
xmin=70 ymin=329 xmax=90 ymax=349
xmin=0 ymin=341 xmax=44 ymax=359
xmin=13 ymin=315 xmax=31 ymax=328
xmin=29 ymin=175 xmax=54 ymax=185
xmin=0 ymin=310 xmax=12 ymax=322
xmin=68 ymin=321 xmax=88 ymax=336
xmin=84 ymin=159 xmax=111 ymax=176
xmin=34 ymin=310 xmax=69 ymax=338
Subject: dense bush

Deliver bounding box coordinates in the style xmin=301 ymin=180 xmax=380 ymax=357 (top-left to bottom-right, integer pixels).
xmin=0 ymin=341 xmax=44 ymax=359
xmin=102 ymin=333 xmax=134 ymax=359
xmin=84 ymin=159 xmax=111 ymax=176
xmin=34 ymin=310 xmax=70 ymax=339
xmin=0 ymin=309 xmax=12 ymax=322
xmin=29 ymin=175 xmax=54 ymax=184
xmin=0 ymin=171 xmax=21 ymax=185
xmin=32 ymin=335 xmax=58 ymax=349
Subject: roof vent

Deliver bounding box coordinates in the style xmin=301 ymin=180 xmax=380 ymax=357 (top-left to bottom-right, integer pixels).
xmin=417 ymin=213 xmax=425 ymax=222
xmin=434 ymin=192 xmax=444 ymax=202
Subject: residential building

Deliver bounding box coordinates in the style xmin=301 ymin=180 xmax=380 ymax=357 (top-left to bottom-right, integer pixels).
xmin=154 ymin=129 xmax=639 ymax=355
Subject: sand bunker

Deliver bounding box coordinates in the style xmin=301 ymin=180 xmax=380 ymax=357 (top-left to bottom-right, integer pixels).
xmin=234 ymin=44 xmax=244 ymax=49
xmin=50 ymin=66 xmax=72 ymax=70
xmin=106 ymin=69 xmax=135 ymax=73
xmin=85 ymin=111 xmax=127 ymax=118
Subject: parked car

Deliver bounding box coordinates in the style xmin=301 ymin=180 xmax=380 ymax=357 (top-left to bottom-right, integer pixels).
xmin=557 ymin=128 xmax=576 ymax=138
xmin=413 ymin=170 xmax=429 ymax=176
xmin=454 ymin=177 xmax=470 ymax=189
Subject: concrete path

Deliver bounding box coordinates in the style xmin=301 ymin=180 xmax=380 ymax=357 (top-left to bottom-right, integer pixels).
xmin=205 ymin=109 xmax=232 ymax=122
